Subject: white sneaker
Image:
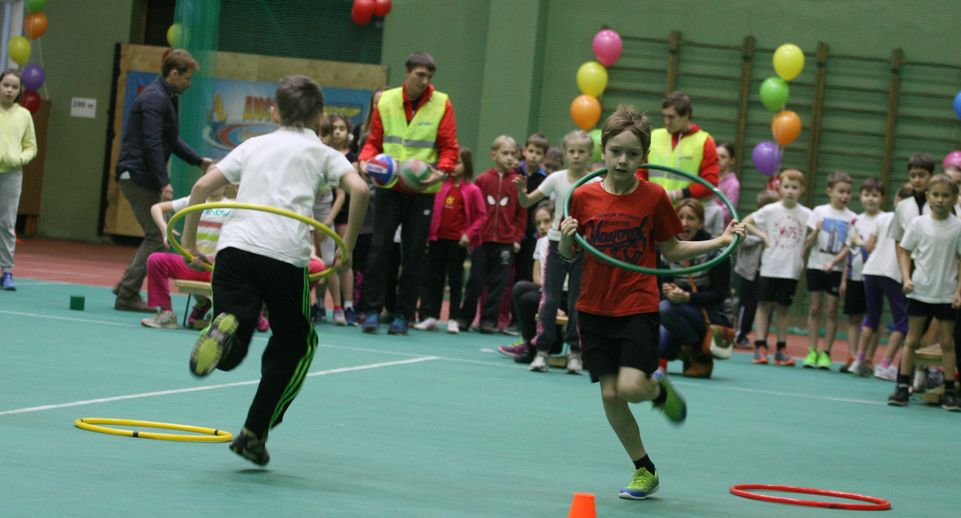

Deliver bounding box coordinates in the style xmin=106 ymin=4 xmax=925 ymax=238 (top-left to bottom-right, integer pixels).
xmin=414 ymin=317 xmax=439 ymax=331
xmin=141 ymin=309 xmax=179 ymax=329
xmin=874 ymin=363 xmax=897 ymax=382
xmin=333 ymin=309 xmax=347 ymax=326
xmin=849 ymin=359 xmax=863 ymax=375
xmin=529 ymin=353 xmax=549 ymax=372
xmin=446 ymin=320 xmax=459 ymax=334
xmin=566 ymin=354 xmax=583 ymax=375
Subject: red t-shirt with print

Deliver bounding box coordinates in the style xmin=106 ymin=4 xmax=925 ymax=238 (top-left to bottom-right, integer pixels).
xmin=437 ymin=183 xmax=466 ymax=240
xmin=569 ymin=181 xmax=683 ymax=316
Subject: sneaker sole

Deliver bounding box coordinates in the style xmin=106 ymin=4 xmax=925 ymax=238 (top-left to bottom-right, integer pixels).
xmin=887 ymin=399 xmax=908 ymax=407
xmin=752 ymin=358 xmax=769 ymax=365
xmin=619 ymin=484 xmax=659 ymax=500
xmin=229 ymin=440 xmax=270 ymax=466
xmin=189 ymin=313 xmax=237 ymax=377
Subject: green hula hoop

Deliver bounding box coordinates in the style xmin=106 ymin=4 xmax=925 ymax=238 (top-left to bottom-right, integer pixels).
xmin=166 ymin=201 xmax=347 ymax=282
xmin=561 ymin=165 xmax=740 ymax=275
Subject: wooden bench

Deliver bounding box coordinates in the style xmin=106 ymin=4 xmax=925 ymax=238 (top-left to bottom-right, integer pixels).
xmin=174 ymin=280 xmax=212 ymax=327
xmin=548 ymin=314 xmax=571 ymax=368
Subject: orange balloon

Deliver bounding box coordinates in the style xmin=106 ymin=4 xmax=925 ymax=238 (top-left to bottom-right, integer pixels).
xmin=771 ymin=110 xmax=801 ymax=146
xmin=570 ymin=95 xmax=601 ymax=130
xmin=24 ymin=12 xmax=48 ymax=40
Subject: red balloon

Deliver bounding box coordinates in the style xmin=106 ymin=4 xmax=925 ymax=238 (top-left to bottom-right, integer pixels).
xmin=374 ymin=0 xmax=392 ymax=16
xmin=351 ymin=0 xmax=375 ymax=25
xmin=20 ymin=91 xmax=41 ymax=113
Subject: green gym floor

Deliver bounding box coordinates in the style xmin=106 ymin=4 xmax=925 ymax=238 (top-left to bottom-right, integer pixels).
xmin=1 ymin=276 xmax=956 ymax=517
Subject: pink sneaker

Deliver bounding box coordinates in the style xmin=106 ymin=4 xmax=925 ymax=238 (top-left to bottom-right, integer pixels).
xmin=256 ymin=315 xmax=270 ymax=332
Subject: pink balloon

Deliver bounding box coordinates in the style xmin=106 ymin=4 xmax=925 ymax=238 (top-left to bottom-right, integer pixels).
xmin=592 ymin=29 xmax=623 ymax=67
xmin=943 ymin=150 xmax=961 ymax=171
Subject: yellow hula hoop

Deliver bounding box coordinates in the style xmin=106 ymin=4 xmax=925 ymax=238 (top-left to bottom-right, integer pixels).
xmin=166 ymin=201 xmax=347 ymax=282
xmin=74 ymin=417 xmax=233 ymax=443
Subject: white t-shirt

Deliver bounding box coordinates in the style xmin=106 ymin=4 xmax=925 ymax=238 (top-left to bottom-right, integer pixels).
xmin=861 ymin=212 xmax=900 ymax=282
xmin=807 ymin=204 xmax=857 ymax=271
xmin=900 ymin=214 xmax=961 ymax=304
xmin=171 ymin=196 xmax=230 ymax=258
xmin=536 ymin=169 xmax=599 ymax=241
xmin=846 ymin=211 xmax=880 ymax=281
xmin=888 ymin=195 xmax=929 ymax=242
xmin=703 ymin=201 xmax=725 ymax=236
xmin=532 ymin=235 xmax=568 ymax=290
xmin=215 ymin=127 xmax=352 ymax=267
xmin=752 ymin=201 xmax=812 ymax=280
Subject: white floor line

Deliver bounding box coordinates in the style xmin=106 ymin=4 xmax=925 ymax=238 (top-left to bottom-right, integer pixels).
xmin=0 ymin=356 xmax=438 ymax=417
xmin=0 ymin=309 xmax=138 ymax=328
xmin=694 ymin=384 xmax=884 ymax=406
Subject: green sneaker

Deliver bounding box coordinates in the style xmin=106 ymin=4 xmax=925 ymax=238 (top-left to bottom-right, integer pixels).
xmin=189 ymin=313 xmax=237 ymax=377
xmin=802 ymin=348 xmax=818 ymax=368
xmin=816 ymin=351 xmax=832 ymax=370
xmin=619 ymin=467 xmax=659 ymax=500
xmin=653 ymin=375 xmax=687 ymax=424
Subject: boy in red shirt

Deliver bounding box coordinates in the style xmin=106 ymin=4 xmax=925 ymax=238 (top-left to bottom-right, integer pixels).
xmin=559 ymin=105 xmax=743 ymax=500
xmin=457 ymin=136 xmax=527 ymax=332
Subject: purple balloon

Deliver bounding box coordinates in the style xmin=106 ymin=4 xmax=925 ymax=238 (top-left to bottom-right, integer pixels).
xmin=752 ymin=140 xmax=781 ymax=176
xmin=22 ymin=64 xmax=44 ymax=92
xmin=592 ymin=29 xmax=623 ymax=67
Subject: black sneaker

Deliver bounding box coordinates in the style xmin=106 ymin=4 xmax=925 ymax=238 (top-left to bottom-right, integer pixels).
xmin=229 ymin=428 xmax=270 ymax=466
xmin=942 ymin=390 xmax=961 ymax=412
xmin=887 ymin=385 xmax=910 ymax=407
xmin=513 ymin=345 xmax=537 ymax=364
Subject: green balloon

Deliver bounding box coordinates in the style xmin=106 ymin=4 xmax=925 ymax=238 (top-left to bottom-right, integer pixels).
xmin=26 ymin=0 xmax=46 ymax=12
xmin=759 ymin=77 xmax=789 ymax=112
xmin=588 ymin=128 xmax=602 ymax=162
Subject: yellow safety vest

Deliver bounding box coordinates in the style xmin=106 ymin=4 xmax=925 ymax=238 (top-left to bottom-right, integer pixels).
xmin=378 ymin=87 xmax=448 ymax=193
xmin=646 ymin=127 xmax=709 ymax=193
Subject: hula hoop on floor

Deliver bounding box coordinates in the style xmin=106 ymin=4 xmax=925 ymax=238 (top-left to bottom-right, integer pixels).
xmin=74 ymin=417 xmax=233 ymax=443
xmin=561 ymin=165 xmax=740 ymax=275
xmin=166 ymin=201 xmax=346 ymax=282
xmin=729 ymin=484 xmax=892 ymax=511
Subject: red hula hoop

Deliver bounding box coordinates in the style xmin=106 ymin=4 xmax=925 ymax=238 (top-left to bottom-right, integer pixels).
xmin=730 ymin=484 xmax=891 ymax=511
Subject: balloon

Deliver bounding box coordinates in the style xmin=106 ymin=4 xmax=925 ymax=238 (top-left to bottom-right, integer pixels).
xmin=771 ymin=110 xmax=802 ymax=146
xmin=351 ymin=0 xmax=375 ymax=25
xmin=588 ymin=128 xmax=602 ymax=161
xmin=773 ymin=43 xmax=805 ymax=81
xmin=8 ymin=36 xmax=30 ymax=66
xmin=576 ymin=61 xmax=608 ymax=97
xmin=570 ymin=95 xmax=601 ymax=130
xmin=592 ymin=29 xmax=623 ymax=67
xmin=25 ymin=0 xmax=46 ymax=12
xmin=166 ymin=24 xmax=183 ymax=47
xmin=759 ymin=77 xmax=789 ymax=112
xmin=22 ymin=64 xmax=44 ymax=91
xmin=373 ymin=0 xmax=392 ymax=16
xmin=752 ymin=141 xmax=781 ymax=176
xmin=953 ymin=91 xmax=961 ymax=120
xmin=943 ymin=151 xmax=961 ymax=171
xmin=24 ymin=12 xmax=48 ymax=40
xmin=20 ymin=90 xmax=41 ymax=113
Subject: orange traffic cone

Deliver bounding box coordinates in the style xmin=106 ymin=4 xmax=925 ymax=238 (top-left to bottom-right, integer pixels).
xmin=567 ymin=492 xmax=596 ymax=518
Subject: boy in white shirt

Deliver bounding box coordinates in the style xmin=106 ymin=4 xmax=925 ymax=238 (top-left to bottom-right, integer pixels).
xmin=842 ymin=178 xmax=883 ymax=375
xmin=743 ymin=169 xmax=812 ymax=366
xmin=803 ymin=171 xmax=857 ymax=369
xmin=181 ymin=76 xmax=369 ymax=464
xmin=888 ymin=175 xmax=961 ymax=411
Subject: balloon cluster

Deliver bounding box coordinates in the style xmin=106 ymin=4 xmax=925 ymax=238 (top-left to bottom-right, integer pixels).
xmin=7 ymin=0 xmax=48 ymax=114
xmin=350 ymin=0 xmax=392 ymax=25
xmin=569 ymin=29 xmax=622 ymax=159
xmin=752 ymin=43 xmax=805 ymax=176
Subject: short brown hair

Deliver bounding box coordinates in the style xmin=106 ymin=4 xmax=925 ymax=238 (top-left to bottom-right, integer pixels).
xmin=662 ymin=90 xmax=692 ymax=117
xmin=676 ymin=198 xmax=704 ymax=223
xmin=525 ymin=133 xmax=549 ymax=153
xmin=779 ymin=168 xmax=805 ymax=187
xmin=826 ymin=170 xmax=853 ymax=188
xmin=405 ymin=51 xmax=436 ymax=72
xmin=491 ymin=135 xmax=517 ymax=152
xmin=907 ymin=152 xmax=935 ymax=173
xmin=161 ymin=49 xmax=199 ymax=77
xmin=275 ymin=75 xmax=324 ymax=129
xmin=860 ymin=177 xmax=885 ymax=197
xmin=600 ymin=105 xmax=652 ymax=157
xmin=928 ymin=174 xmax=959 ymax=196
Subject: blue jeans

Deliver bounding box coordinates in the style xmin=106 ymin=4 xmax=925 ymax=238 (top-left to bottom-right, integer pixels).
xmin=658 ymin=300 xmax=707 ymax=360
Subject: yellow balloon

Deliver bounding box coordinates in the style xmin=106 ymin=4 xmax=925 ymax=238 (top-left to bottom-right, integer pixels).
xmin=166 ymin=23 xmax=183 ymax=47
xmin=576 ymin=61 xmax=608 ymax=97
xmin=773 ymin=44 xmax=805 ymax=81
xmin=8 ymin=36 xmax=30 ymax=66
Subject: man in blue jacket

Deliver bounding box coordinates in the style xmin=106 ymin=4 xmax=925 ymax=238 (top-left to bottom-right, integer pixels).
xmin=114 ymin=49 xmax=211 ymax=312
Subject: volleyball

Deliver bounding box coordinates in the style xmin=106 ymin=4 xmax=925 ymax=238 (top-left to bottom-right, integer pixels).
xmin=398 ymin=159 xmax=431 ymax=190
xmin=367 ymin=153 xmax=397 ymax=187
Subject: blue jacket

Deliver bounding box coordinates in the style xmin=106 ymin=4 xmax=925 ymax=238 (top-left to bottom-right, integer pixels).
xmin=115 ymin=78 xmax=202 ymax=190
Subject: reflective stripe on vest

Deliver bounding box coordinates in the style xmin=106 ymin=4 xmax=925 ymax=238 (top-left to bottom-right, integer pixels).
xmin=646 ymin=128 xmax=709 ymax=192
xmin=378 ymin=87 xmax=448 ymax=193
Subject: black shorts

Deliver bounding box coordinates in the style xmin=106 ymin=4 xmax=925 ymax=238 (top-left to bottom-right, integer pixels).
xmin=579 ymin=311 xmax=659 ymax=382
xmin=907 ymin=298 xmax=955 ymax=321
xmin=843 ymin=279 xmax=866 ymax=315
xmin=757 ymin=276 xmax=799 ymax=306
xmin=806 ymin=269 xmax=842 ymax=296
